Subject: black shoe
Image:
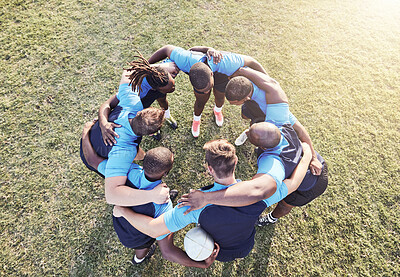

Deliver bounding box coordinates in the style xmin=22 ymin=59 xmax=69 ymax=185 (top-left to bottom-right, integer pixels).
xmin=169 ymin=189 xmax=179 ymax=202
xmin=255 ymin=212 xmax=278 ymax=227
xmin=150 ymin=130 xmax=161 ymax=141
xmin=131 ymin=243 xmax=157 ymax=265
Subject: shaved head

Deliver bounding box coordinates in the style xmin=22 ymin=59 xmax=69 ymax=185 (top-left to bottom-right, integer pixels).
xmin=247 ymin=122 xmax=281 ymax=149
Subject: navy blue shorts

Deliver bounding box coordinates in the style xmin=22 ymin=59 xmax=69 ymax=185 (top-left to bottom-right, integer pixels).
xmin=284 ymin=164 xmax=328 ymax=207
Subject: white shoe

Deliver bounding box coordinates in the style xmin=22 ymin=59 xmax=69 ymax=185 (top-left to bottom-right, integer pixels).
xmin=235 ymin=129 xmax=249 ymax=146
xmin=191 ymin=120 xmax=200 ymax=138
xmin=213 ymin=107 xmax=224 ymax=127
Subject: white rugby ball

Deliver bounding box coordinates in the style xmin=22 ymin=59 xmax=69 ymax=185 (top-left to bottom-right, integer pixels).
xmin=184 ymin=226 xmax=214 ymax=261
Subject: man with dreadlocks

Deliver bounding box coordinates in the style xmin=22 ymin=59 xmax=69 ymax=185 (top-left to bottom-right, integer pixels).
xmin=147 ymin=45 xmax=267 ymax=137
xmin=98 ymin=53 xmax=179 ymax=146
xmin=80 ymin=58 xmax=174 ymax=207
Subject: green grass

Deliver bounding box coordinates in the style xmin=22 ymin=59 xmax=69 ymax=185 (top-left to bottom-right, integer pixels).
xmin=1 ymin=0 xmax=399 ymax=275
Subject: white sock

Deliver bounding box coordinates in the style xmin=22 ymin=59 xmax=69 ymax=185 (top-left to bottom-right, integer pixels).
xmin=133 ymin=255 xmax=145 ymax=263
xmin=193 ymin=113 xmax=201 ymax=122
xmin=214 ymin=105 xmax=223 ymax=112
xmin=164 ymin=108 xmax=171 ymax=119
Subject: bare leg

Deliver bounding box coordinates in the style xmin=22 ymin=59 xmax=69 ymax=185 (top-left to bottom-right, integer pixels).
xmin=271 ymin=200 xmax=294 ymax=219
xmin=135 ymin=248 xmax=150 ymax=259
xmin=193 ymin=90 xmax=211 ymax=116
xmin=213 ymin=88 xmax=225 ymax=108
xmin=157 ymin=96 xmax=169 ymax=110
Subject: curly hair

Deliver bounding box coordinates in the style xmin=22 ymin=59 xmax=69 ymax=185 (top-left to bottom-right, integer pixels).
xmin=125 ymin=52 xmax=169 ymax=95
xmin=130 ymin=107 xmax=165 ymax=136
xmin=225 ymin=76 xmax=253 ymax=101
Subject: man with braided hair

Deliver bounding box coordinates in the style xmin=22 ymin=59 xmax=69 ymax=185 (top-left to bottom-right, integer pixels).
xmin=98 ymin=53 xmax=179 ymax=146
xmin=80 ymin=58 xmax=173 ymax=207
xmin=147 ymin=45 xmax=267 ymax=137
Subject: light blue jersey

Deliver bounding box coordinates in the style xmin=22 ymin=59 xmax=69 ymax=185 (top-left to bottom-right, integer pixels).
xmin=105 ymin=84 xmax=143 ymax=178
xmin=170 ymin=47 xmax=244 ymax=76
xmin=256 ymin=103 xmax=298 ymax=207
xmin=250 ymin=82 xmax=297 ymax=126
xmin=163 ymin=182 xmax=236 ymax=232
xmin=98 ymin=162 xmax=172 ymax=240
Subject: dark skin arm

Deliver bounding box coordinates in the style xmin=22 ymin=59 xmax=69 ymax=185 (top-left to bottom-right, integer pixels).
xmin=148 ymin=45 xmax=176 ymax=64
xmin=158 ymin=234 xmax=219 ymax=268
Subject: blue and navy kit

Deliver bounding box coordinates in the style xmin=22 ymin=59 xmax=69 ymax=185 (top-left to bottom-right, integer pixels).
xmin=98 ymin=162 xmax=171 ymax=248
xmin=169 ymin=47 xmax=244 ymax=76
xmin=163 ymin=181 xmax=266 ymax=262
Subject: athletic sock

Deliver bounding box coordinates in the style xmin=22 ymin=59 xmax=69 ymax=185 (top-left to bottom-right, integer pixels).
xmin=133 ymin=255 xmax=145 ymax=263
xmin=214 ymin=105 xmax=223 ymax=112
xmin=164 ymin=108 xmax=171 ymax=119
xmin=193 ymin=113 xmax=201 ymax=121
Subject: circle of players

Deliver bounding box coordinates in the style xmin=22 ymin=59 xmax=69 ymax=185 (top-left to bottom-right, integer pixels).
xmin=80 ymin=45 xmax=328 ymax=267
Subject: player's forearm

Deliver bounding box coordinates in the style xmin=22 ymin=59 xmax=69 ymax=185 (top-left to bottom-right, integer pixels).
xmin=120 ymin=209 xmax=169 ymax=238
xmin=244 ymin=56 xmax=268 ymax=75
xmin=205 ymin=176 xmax=276 ymax=207
xmin=284 ymin=149 xmax=312 ymax=194
xmin=161 ymin=243 xmax=209 ymax=268
xmin=105 ymin=180 xmax=154 ymax=206
xmin=292 ymin=122 xmax=317 ymax=158
xmin=98 ymin=96 xmax=118 ymax=127
xmin=148 ymin=45 xmax=171 ymax=63
xmin=188 ymin=46 xmax=212 ymax=53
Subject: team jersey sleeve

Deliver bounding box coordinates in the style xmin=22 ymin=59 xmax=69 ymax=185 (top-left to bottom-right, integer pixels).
xmin=209 ymin=52 xmax=244 ymax=76
xmin=257 ymin=153 xmax=288 ymax=206
xmin=116 ymin=83 xmax=131 ymax=101
xmin=97 ymin=159 xmax=108 ymax=175
xmin=288 ymin=111 xmax=297 ymax=126
xmin=265 ymin=103 xmax=291 ymax=126
xmin=169 ymin=47 xmax=193 ymax=73
xmin=155 ymin=201 xmax=174 ymax=241
xmin=163 ymin=205 xmax=200 ymax=233
xmin=104 ymin=145 xmax=137 ymax=178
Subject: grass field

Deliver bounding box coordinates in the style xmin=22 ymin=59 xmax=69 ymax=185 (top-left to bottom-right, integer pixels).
xmin=1 ymin=0 xmax=399 ymax=276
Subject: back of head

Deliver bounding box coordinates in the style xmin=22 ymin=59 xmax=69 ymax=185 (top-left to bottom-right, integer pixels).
xmin=248 ymin=122 xmax=281 ymax=149
xmin=143 ymin=147 xmax=174 ymax=180
xmin=126 ymin=52 xmax=169 ymax=93
xmin=203 ymin=139 xmax=237 ymax=179
xmin=225 ymin=76 xmax=253 ymax=101
xmin=131 ymin=107 xmax=165 ymax=136
xmin=189 ymin=62 xmax=212 ymax=91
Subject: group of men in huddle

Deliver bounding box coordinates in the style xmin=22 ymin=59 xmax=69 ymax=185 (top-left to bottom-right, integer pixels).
xmin=80 ymin=45 xmax=328 ymax=268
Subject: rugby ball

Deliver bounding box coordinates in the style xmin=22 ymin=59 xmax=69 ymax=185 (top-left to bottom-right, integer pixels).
xmin=184 ymin=226 xmax=214 ymax=261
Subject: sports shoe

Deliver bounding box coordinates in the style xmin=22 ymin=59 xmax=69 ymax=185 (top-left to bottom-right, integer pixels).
xmin=191 ymin=120 xmax=200 ymax=138
xmin=169 ymin=189 xmax=179 ymax=202
xmin=255 ymin=212 xmax=278 ymax=227
xmin=213 ymin=108 xmax=224 ymax=127
xmin=150 ymin=130 xmax=161 ymax=141
xmin=235 ymin=129 xmax=249 ymax=146
xmin=166 ymin=116 xmax=178 ymax=130
xmin=131 ymin=243 xmax=157 ymax=265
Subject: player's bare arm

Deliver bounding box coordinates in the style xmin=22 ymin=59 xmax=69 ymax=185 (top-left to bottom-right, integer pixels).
xmin=292 ymin=121 xmax=323 ymax=175
xmin=234 ymin=67 xmax=288 ymax=104
xmin=158 ymin=234 xmax=219 ymax=268
xmin=283 ymin=142 xmax=313 ymax=193
xmin=113 ymin=206 xmax=170 ymax=238
xmin=189 ymin=46 xmax=223 ymax=64
xmin=98 ymin=94 xmax=121 ymax=146
xmin=178 ymin=174 xmax=277 ymax=215
xmin=241 ymin=55 xmax=268 ymax=75
xmin=105 ymin=177 xmax=170 ymax=206
xmin=147 ymin=45 xmax=176 ymax=64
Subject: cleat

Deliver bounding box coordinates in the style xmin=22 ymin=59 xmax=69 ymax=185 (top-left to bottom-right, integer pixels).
xmin=255 ymin=212 xmax=278 ymax=227
xmin=150 ymin=130 xmax=161 ymax=141
xmin=235 ymin=129 xmax=249 ymax=146
xmin=166 ymin=116 xmax=178 ymax=130
xmin=191 ymin=120 xmax=200 ymax=138
xmin=131 ymin=243 xmax=157 ymax=265
xmin=213 ymin=107 xmax=224 ymax=127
